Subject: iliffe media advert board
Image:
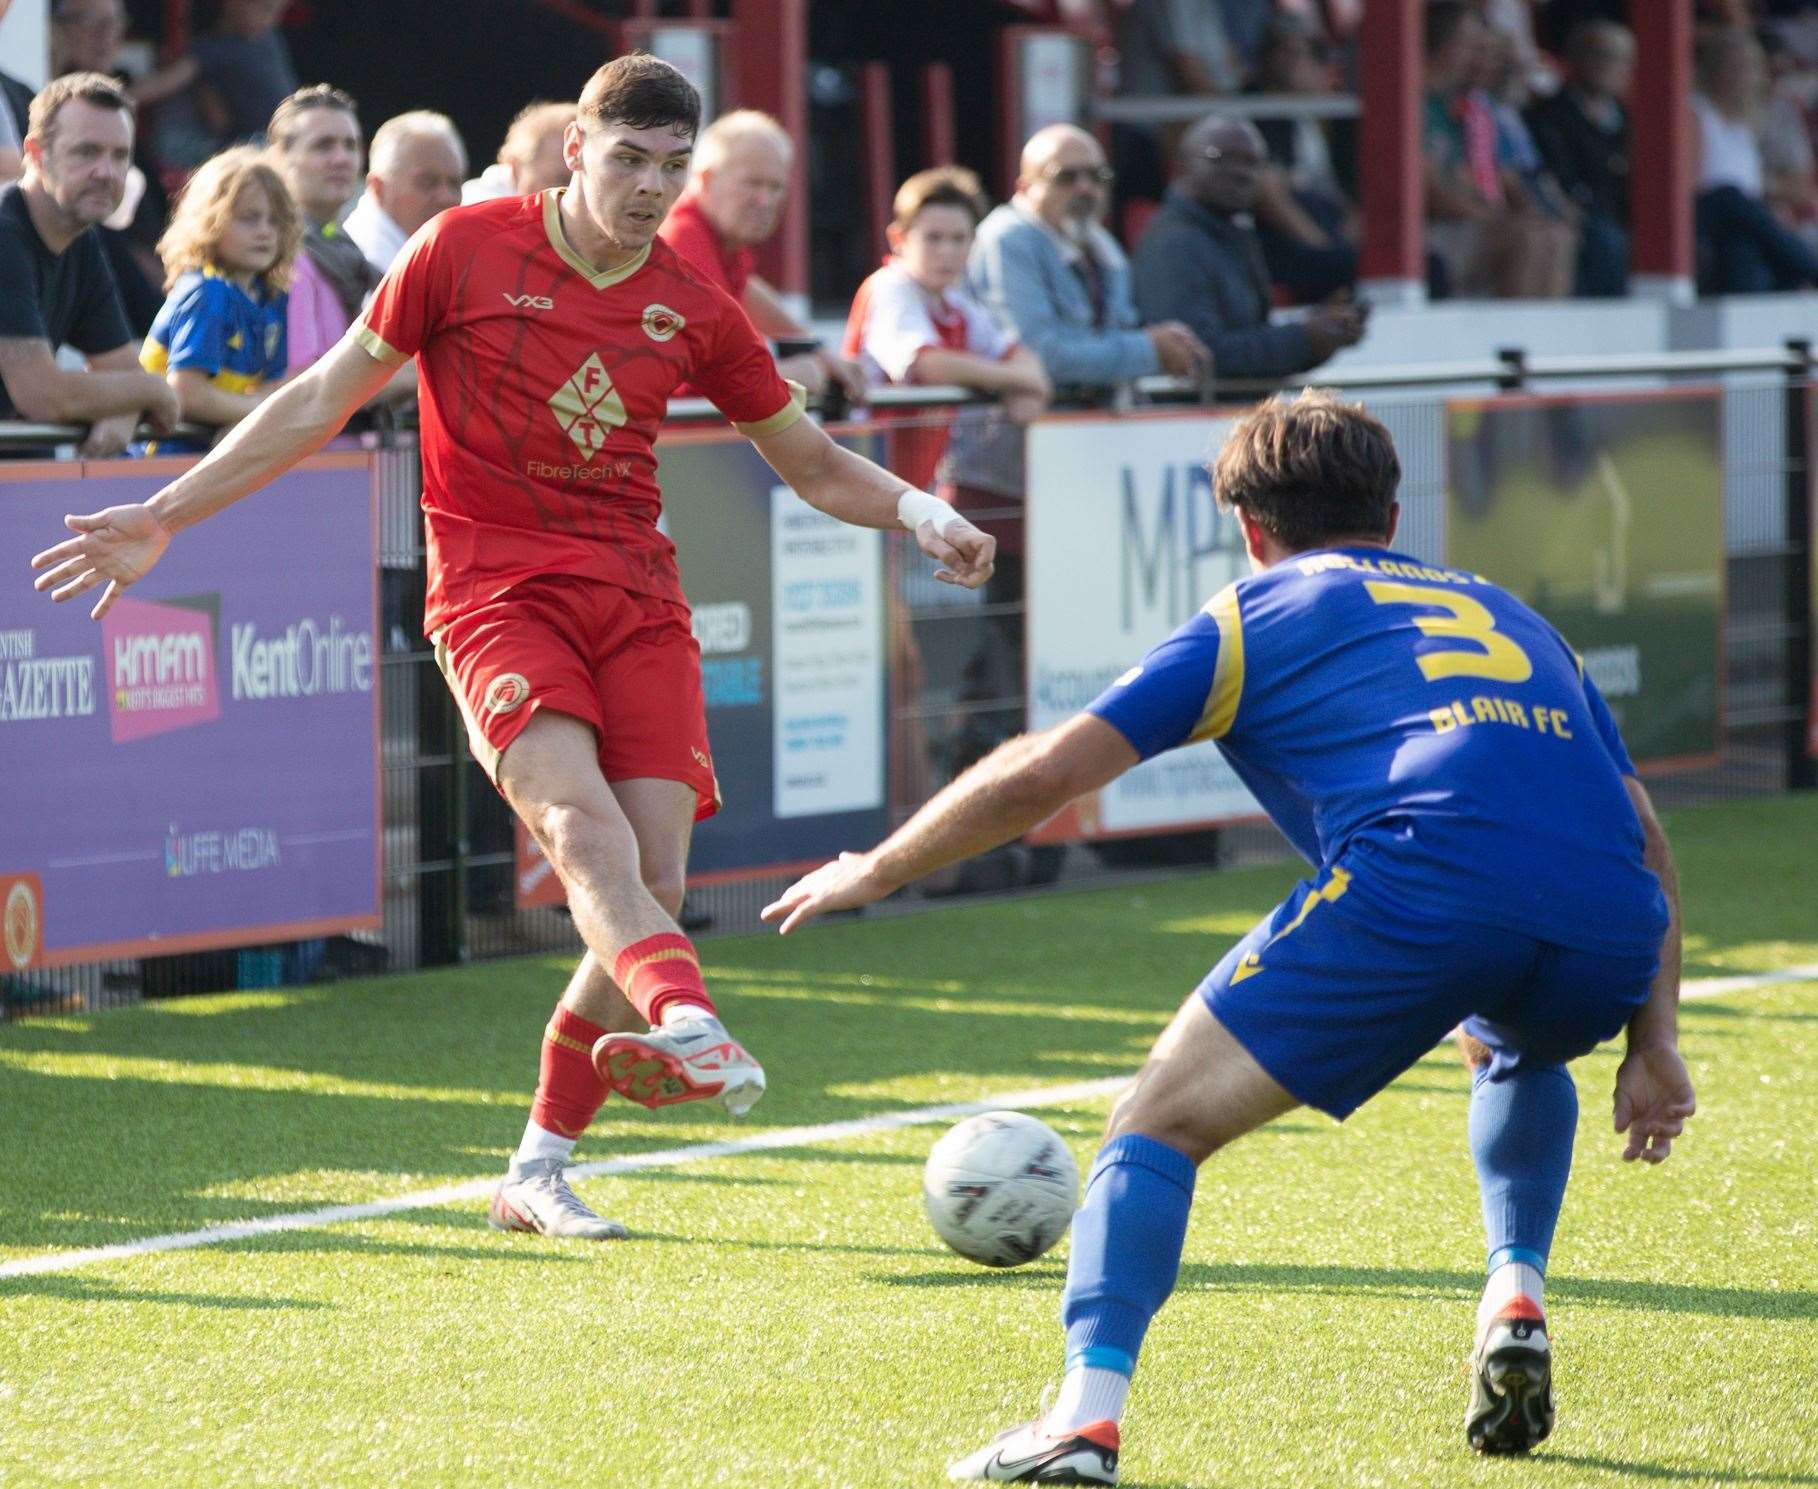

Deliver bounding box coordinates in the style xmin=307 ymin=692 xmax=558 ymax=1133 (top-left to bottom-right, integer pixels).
xmin=0 ymin=453 xmax=381 ymax=972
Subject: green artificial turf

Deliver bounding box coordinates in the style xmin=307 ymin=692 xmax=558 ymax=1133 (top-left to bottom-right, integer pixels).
xmin=0 ymin=795 xmax=1814 ymax=1487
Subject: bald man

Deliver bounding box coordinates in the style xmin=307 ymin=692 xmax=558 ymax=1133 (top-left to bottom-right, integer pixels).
xmin=971 ymin=123 xmax=1208 ymax=389
xmin=660 ymin=109 xmax=864 ymax=401
xmin=1132 ymin=116 xmax=1364 ymax=384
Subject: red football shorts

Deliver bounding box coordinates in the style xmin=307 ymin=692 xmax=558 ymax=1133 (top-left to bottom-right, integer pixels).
xmin=432 ymin=574 xmax=720 ymax=820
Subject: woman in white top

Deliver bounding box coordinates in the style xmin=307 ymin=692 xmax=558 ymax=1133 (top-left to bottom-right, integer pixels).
xmin=1692 ymin=27 xmax=1818 ymax=292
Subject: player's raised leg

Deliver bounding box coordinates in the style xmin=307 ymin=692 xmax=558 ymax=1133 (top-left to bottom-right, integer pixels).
xmin=587 ymin=776 xmax=765 ymax=1116
xmin=494 ymin=776 xmax=726 ymax=1238
xmin=949 ymin=996 xmax=1296 ymax=1485
xmin=500 ymin=715 xmax=764 ymax=1117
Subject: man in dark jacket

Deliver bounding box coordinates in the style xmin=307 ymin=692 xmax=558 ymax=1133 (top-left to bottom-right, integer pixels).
xmin=1132 ymin=116 xmax=1364 ymax=385
xmin=1525 ymin=20 xmax=1634 ymax=296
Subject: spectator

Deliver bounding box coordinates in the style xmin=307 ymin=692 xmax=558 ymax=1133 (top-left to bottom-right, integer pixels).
xmin=0 ymin=0 xmax=32 ymax=182
xmin=463 ymin=100 xmax=573 ymax=204
xmin=138 ymin=0 xmax=298 ymax=169
xmin=1133 ymin=116 xmax=1365 ymax=383
xmin=266 ymin=84 xmax=376 ymax=374
xmin=137 ymin=146 xmax=297 ymax=453
xmin=460 ymin=100 xmax=565 ymax=205
xmin=344 ymin=110 xmax=465 ymax=276
xmin=845 ymin=166 xmax=1050 ymax=413
xmin=844 ymin=165 xmax=1048 ymax=558
xmin=44 ymin=0 xmax=168 ymax=335
xmin=1526 ymin=20 xmax=1635 ymax=296
xmin=971 ymin=123 xmax=1208 ymax=393
xmin=1117 ymin=0 xmax=1245 ymax=96
xmin=1693 ymin=25 xmax=1818 ymax=291
xmin=1110 ymin=0 xmax=1247 ymax=206
xmin=659 ymin=109 xmax=864 ymax=402
xmin=1424 ymin=0 xmax=1574 ymax=298
xmin=1758 ymin=27 xmax=1818 ymax=255
xmin=1249 ymin=14 xmax=1360 ymax=304
xmin=49 ymin=0 xmax=125 ymax=78
xmin=0 ymin=73 xmax=178 ymax=453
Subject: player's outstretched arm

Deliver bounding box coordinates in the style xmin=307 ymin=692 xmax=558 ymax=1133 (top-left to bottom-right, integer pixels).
xmin=762 ymin=714 xmax=1137 ymax=934
xmin=1612 ymin=776 xmax=1695 ymax=1165
xmin=750 ymin=415 xmax=996 ymax=589
xmin=29 ymin=336 xmax=395 ymax=620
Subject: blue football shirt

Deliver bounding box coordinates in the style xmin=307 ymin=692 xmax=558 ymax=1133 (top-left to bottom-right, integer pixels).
xmin=1088 ymin=546 xmax=1668 ymax=956
xmin=139 ymin=268 xmax=287 ymax=454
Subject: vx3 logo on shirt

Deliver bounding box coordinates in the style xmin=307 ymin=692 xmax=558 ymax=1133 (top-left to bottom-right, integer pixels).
xmin=504 ymin=292 xmax=555 ymax=310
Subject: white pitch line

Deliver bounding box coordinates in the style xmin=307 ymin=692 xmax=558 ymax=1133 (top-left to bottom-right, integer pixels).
xmin=2 ymin=964 xmax=1813 ymax=1283
xmin=0 ymin=1078 xmax=1124 ymax=1281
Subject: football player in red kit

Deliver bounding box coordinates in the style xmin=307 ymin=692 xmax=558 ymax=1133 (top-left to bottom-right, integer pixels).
xmin=31 ymin=55 xmax=995 ymax=1240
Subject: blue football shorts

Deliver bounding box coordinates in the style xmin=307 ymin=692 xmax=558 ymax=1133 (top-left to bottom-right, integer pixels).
xmin=1199 ymin=859 xmax=1659 ymax=1119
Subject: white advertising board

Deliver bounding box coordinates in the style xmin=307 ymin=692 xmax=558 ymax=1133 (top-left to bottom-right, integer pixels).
xmin=1025 ymin=413 xmax=1261 ymax=838
xmin=770 ymin=488 xmax=885 ymax=819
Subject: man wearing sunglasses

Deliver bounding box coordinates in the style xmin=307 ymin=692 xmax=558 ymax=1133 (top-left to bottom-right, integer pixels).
xmin=971 ymin=123 xmax=1209 ymax=393
xmin=1133 ymin=115 xmax=1367 ymax=386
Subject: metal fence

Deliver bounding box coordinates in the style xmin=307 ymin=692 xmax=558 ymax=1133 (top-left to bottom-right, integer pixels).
xmin=4 ymin=346 xmax=1812 ymax=1016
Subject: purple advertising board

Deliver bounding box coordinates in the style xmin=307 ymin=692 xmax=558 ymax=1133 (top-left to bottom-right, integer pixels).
xmin=0 ymin=453 xmax=380 ymax=972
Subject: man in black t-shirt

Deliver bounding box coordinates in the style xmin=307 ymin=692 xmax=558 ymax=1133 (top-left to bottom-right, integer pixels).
xmin=1525 ymin=21 xmax=1635 ymax=297
xmin=0 ymin=72 xmax=176 ymax=456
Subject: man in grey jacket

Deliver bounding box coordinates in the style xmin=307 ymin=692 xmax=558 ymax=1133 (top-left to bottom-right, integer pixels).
xmin=970 ymin=123 xmax=1208 ymax=392
xmin=1134 ymin=116 xmax=1365 ymax=384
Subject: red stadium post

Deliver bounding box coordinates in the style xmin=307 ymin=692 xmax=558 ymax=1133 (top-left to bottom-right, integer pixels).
xmin=921 ymin=62 xmax=957 ymax=168
xmin=1628 ymin=0 xmax=1695 ymax=303
xmin=859 ymin=62 xmax=896 ymax=265
xmin=731 ymin=0 xmax=810 ymax=309
xmin=1358 ymin=0 xmax=1426 ymax=306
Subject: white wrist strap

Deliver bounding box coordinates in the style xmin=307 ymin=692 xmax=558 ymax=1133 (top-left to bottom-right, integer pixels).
xmin=897 ymin=487 xmax=960 ymax=536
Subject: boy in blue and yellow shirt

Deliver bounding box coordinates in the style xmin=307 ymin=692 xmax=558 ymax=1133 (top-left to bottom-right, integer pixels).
xmin=139 ymin=145 xmax=296 ymax=454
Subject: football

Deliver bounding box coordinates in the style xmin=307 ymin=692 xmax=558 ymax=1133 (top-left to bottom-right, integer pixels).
xmin=922 ymin=1110 xmax=1080 ymax=1268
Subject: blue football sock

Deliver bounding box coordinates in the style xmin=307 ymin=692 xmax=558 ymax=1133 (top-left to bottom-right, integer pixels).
xmin=1060 ymin=1133 xmax=1198 ymax=1378
xmin=1469 ymin=1062 xmax=1576 ymax=1279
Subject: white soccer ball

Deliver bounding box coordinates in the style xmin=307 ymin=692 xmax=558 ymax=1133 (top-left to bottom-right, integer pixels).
xmin=923 ymin=1110 xmax=1080 ymax=1268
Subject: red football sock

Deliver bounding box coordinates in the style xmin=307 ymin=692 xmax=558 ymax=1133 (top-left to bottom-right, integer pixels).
xmin=612 ymin=932 xmax=717 ymax=1024
xmin=529 ymin=1005 xmax=610 ymax=1139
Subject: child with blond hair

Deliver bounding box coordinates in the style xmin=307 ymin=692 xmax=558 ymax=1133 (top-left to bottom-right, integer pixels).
xmin=139 ymin=144 xmax=299 ymax=452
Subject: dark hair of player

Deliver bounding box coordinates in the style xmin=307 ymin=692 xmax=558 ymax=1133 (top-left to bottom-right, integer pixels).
xmin=1212 ymin=389 xmax=1401 ymax=552
xmin=577 ymin=54 xmax=702 ymax=139
xmin=267 ymin=84 xmax=360 ymax=149
xmin=891 ymin=166 xmax=988 ymax=232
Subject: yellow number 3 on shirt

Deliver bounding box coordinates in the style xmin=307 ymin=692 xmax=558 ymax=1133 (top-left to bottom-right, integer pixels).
xmin=1364 ymin=581 xmax=1534 ymax=684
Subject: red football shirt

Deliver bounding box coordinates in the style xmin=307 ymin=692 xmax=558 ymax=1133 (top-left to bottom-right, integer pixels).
xmin=657 ymin=189 xmax=755 ymax=300
xmin=355 ymin=190 xmax=801 ymax=634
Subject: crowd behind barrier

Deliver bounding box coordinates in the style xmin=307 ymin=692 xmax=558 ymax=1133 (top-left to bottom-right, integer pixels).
xmin=2 ymin=342 xmax=1812 ymax=1017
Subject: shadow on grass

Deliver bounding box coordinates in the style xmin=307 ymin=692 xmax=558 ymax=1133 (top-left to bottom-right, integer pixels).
xmin=872 ymin=1261 xmax=1818 ymax=1322
xmin=1539 ymin=1453 xmax=1818 ymax=1485
xmin=0 ymin=1274 xmax=331 ymax=1311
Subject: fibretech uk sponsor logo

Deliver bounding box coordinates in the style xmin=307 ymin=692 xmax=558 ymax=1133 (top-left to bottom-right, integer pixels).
xmin=231 ymin=615 xmax=374 ymax=700
xmin=547 ymin=352 xmax=628 ymax=457
xmin=524 ymin=457 xmax=634 ymax=482
xmin=0 ymin=629 xmax=95 ymax=723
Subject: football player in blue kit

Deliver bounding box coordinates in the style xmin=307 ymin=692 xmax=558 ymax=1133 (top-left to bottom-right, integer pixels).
xmin=764 ymin=390 xmax=1695 ymax=1485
